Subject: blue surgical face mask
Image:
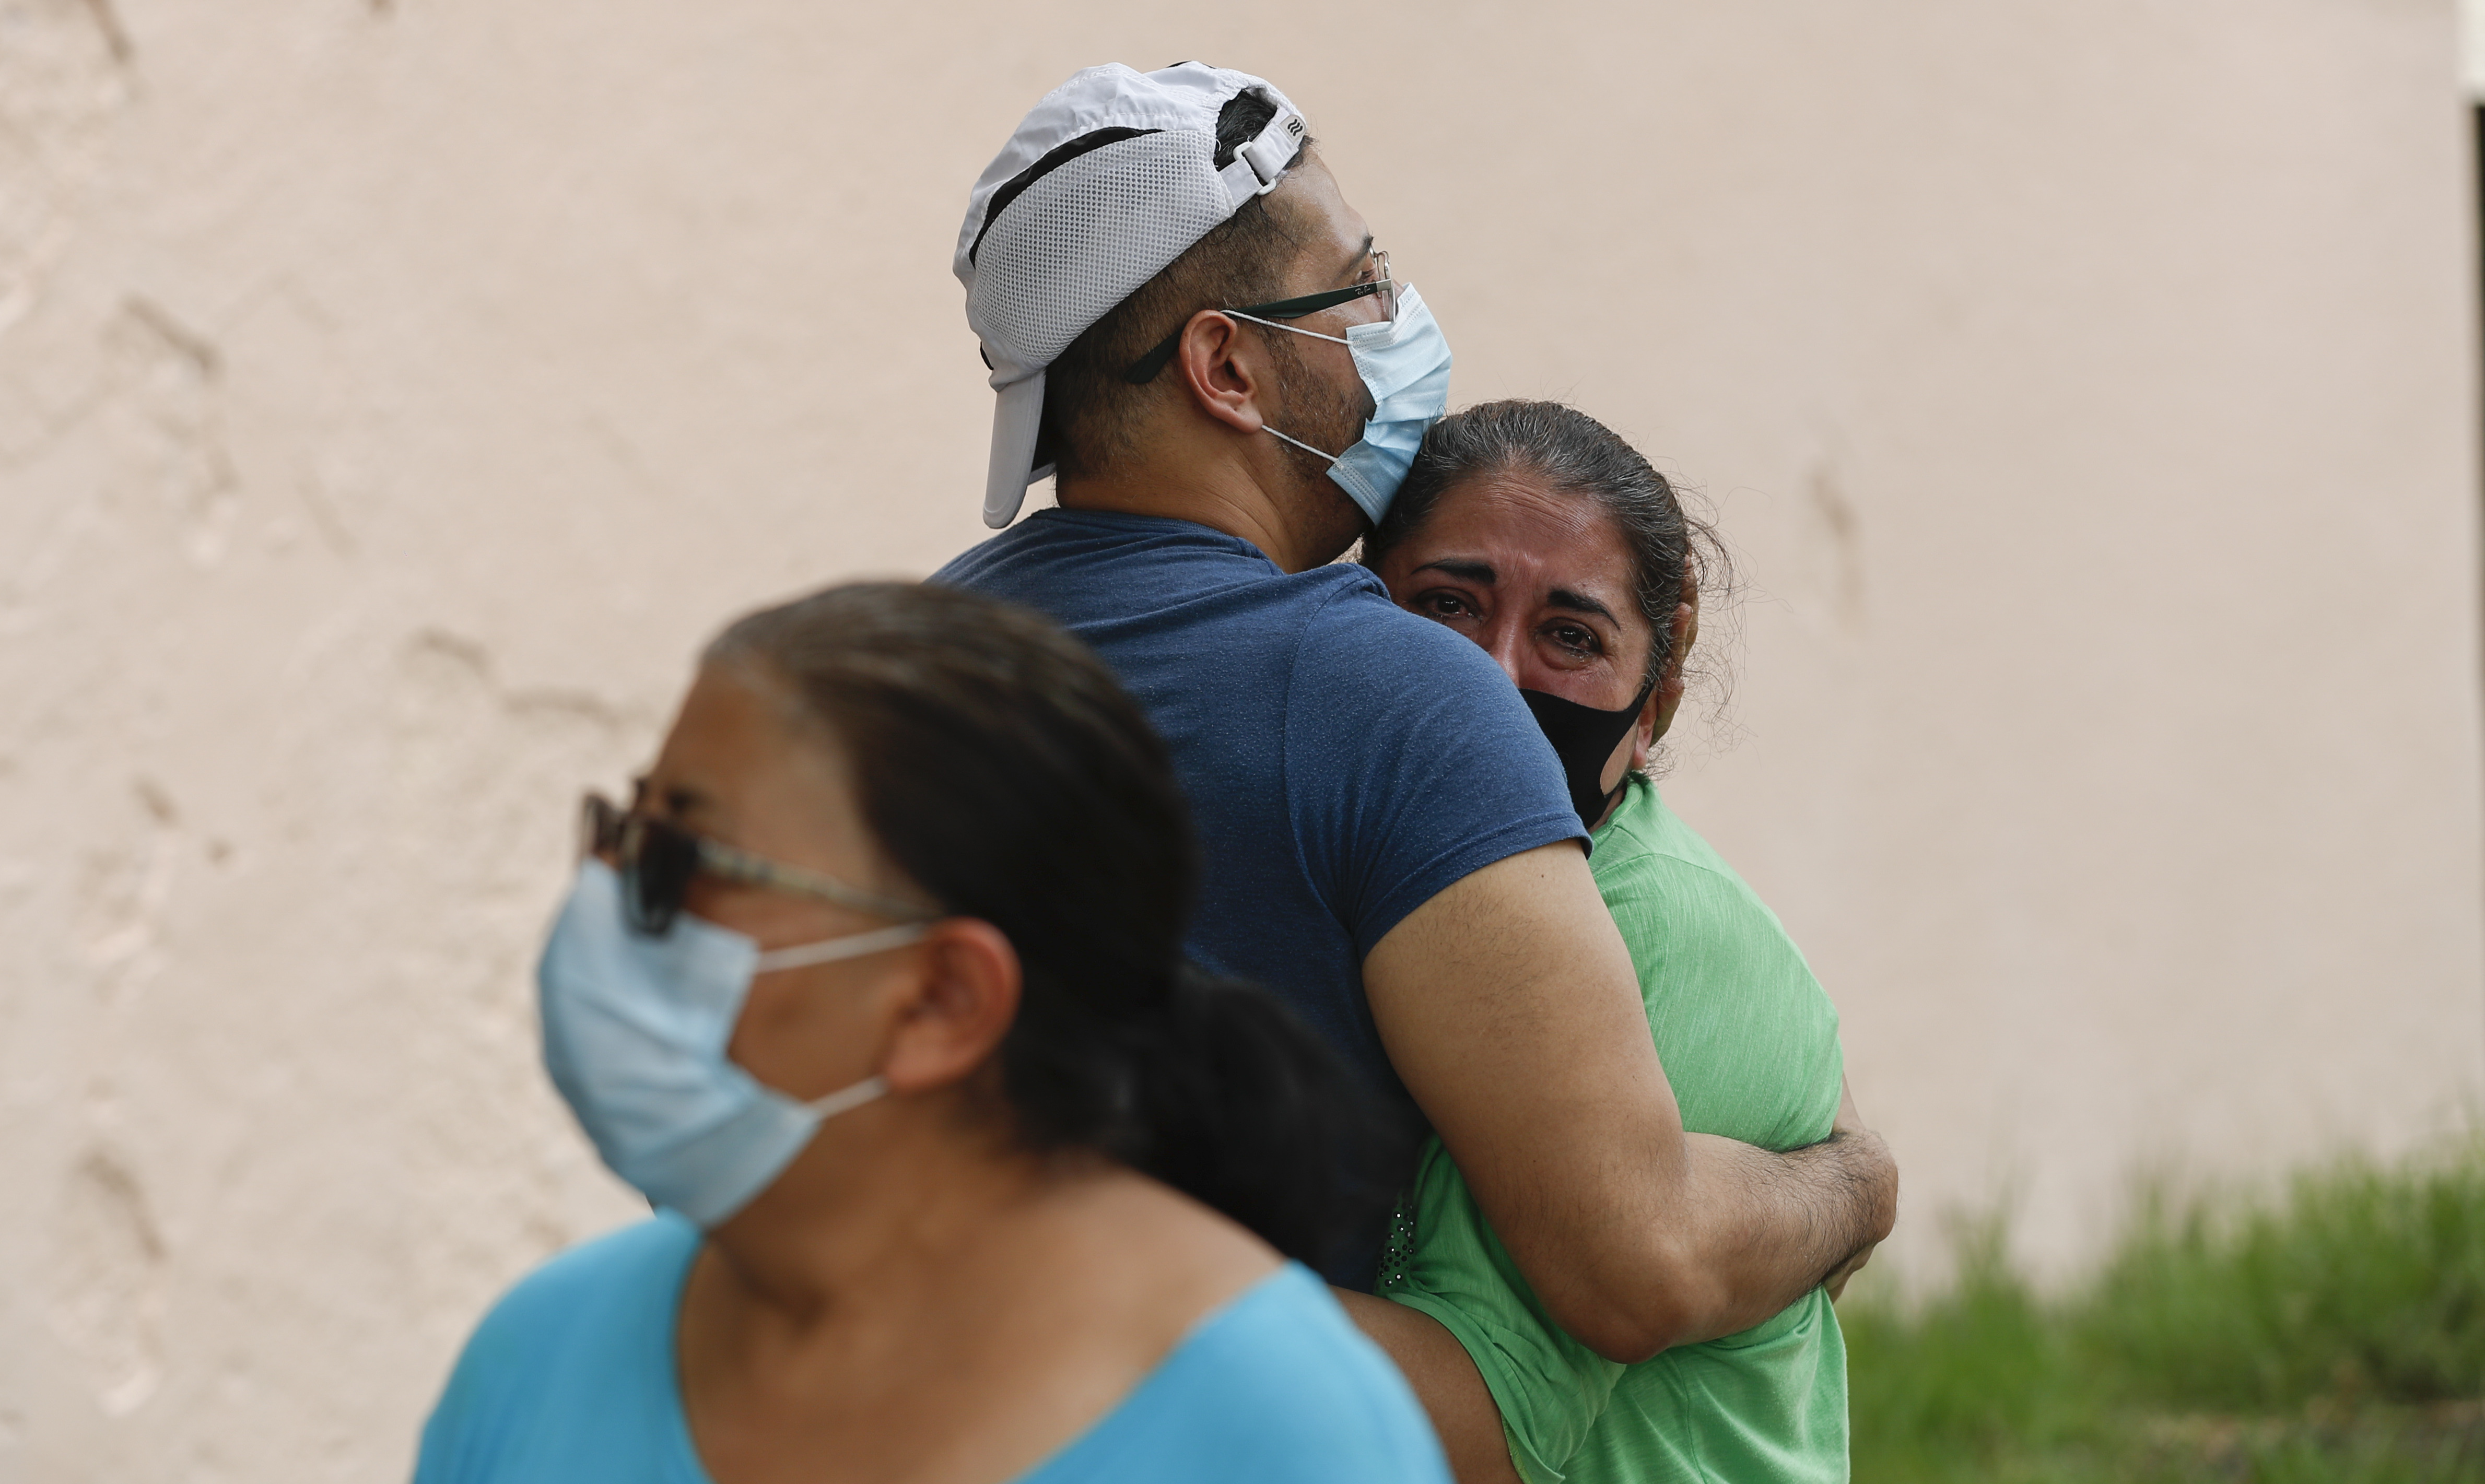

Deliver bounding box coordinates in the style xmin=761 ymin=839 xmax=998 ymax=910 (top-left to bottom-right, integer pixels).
xmin=1243 ymin=283 xmax=1452 ymax=525
xmin=535 ymin=859 xmax=925 ymax=1227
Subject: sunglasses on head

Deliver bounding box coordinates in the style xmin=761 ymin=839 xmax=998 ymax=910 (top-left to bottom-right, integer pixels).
xmin=578 ymin=792 xmax=932 ymax=936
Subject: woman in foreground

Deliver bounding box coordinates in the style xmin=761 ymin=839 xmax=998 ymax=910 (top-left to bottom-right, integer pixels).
xmin=415 ymin=582 xmax=1448 ymax=1484
xmin=1359 ymin=402 xmax=1876 ymax=1484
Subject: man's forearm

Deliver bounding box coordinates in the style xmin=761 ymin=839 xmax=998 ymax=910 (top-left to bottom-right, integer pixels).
xmin=1364 ymin=849 xmax=1899 ymax=1366
xmin=1666 ymin=1125 xmax=1898 ymax=1344
xmin=1518 ymin=1124 xmax=1897 ymax=1363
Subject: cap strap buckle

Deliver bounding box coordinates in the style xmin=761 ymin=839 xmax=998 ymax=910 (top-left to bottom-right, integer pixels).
xmin=1229 ymin=107 xmax=1308 ymax=198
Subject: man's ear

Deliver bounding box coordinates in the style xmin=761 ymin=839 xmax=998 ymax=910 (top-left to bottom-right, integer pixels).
xmin=878 ymin=918 xmax=1022 ymax=1096
xmin=1173 ymin=310 xmax=1272 ymax=435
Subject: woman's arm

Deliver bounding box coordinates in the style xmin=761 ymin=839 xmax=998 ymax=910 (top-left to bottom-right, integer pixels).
xmin=1365 ymin=845 xmax=1899 ymax=1362
xmin=1333 ymin=1290 xmax=1522 ymax=1484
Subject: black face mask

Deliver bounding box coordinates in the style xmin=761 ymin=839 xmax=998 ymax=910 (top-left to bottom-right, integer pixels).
xmin=1521 ymin=682 xmax=1656 ymax=831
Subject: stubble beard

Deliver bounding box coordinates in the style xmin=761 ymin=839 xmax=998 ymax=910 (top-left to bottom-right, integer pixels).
xmin=1263 ymin=332 xmax=1377 ymax=562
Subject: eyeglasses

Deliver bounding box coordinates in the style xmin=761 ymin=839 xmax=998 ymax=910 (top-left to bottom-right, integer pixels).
xmin=1122 ymin=250 xmax=1394 ymax=385
xmin=578 ymin=792 xmax=933 ymax=936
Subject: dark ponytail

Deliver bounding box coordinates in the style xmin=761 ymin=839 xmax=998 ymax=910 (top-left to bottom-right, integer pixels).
xmin=706 ymin=582 xmax=1401 ymax=1270
xmin=1134 ymin=965 xmax=1406 ymax=1265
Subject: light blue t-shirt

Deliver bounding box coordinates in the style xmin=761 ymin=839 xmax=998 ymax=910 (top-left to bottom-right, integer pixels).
xmin=414 ymin=1215 xmax=1452 ymax=1484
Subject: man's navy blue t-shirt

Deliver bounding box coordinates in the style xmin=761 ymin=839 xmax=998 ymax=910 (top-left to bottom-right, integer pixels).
xmin=936 ymin=510 xmax=1585 ymax=1282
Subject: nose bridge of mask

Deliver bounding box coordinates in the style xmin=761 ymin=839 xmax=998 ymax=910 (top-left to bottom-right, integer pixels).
xmin=1346 ymin=285 xmax=1436 ymax=394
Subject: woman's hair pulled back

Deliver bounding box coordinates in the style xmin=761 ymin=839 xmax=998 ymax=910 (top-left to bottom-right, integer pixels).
xmin=705 ymin=582 xmax=1397 ymax=1268
xmin=1365 ymin=399 xmax=1729 ymax=692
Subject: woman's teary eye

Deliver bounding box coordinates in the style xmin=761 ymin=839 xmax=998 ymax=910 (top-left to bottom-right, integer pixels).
xmin=1417 ymin=591 xmax=1473 ymax=621
xmin=1547 ymin=623 xmax=1600 ymax=656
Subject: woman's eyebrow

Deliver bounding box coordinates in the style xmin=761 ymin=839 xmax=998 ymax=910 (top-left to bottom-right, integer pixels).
xmin=1414 ymin=557 xmax=1496 ymax=584
xmin=1545 ymin=586 xmax=1620 ymax=624
xmin=642 ymin=778 xmax=715 ymax=822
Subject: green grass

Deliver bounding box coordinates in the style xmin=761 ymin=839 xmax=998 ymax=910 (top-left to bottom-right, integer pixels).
xmin=1843 ymin=1140 xmax=2485 ymax=1483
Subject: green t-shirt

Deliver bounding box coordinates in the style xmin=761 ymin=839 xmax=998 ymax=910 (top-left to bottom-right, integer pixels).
xmin=1378 ymin=778 xmax=1849 ymax=1484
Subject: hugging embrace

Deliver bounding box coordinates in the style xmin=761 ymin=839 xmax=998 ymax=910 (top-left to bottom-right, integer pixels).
xmin=416 ymin=60 xmax=1897 ymax=1484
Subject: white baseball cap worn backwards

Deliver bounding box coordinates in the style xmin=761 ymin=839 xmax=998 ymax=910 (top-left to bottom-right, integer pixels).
xmin=956 ymin=62 xmax=1309 ymax=528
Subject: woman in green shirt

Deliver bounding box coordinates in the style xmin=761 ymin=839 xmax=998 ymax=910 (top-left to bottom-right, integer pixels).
xmin=1360 ymin=401 xmax=1876 ymax=1484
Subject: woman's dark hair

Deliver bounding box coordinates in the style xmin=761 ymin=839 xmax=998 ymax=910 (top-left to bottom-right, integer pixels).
xmin=1364 ymin=399 xmax=1729 ymax=692
xmin=705 ymin=581 xmax=1401 ymax=1269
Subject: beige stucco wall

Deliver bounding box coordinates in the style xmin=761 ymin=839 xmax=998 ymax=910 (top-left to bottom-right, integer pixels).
xmin=2 ymin=1 xmax=2478 ymax=1477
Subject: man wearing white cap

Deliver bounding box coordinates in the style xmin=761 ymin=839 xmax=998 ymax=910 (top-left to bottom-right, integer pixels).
xmin=937 ymin=62 xmax=1894 ymax=1476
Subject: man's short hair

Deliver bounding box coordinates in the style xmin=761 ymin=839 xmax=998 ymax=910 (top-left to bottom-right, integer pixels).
xmin=1036 ymin=89 xmax=1314 ymax=482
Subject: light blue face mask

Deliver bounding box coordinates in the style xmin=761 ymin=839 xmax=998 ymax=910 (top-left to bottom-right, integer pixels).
xmin=1241 ymin=282 xmax=1452 ymax=525
xmin=536 ymin=859 xmax=925 ymax=1228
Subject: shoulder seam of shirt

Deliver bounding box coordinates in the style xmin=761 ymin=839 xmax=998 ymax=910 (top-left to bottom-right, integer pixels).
xmin=1596 ymin=833 xmax=1752 ymax=890
xmin=1595 ymin=799 xmax=1762 ymax=894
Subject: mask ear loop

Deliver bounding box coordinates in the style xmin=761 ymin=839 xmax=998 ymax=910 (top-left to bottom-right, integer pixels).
xmin=753 ymin=923 xmax=928 ymax=974
xmin=1226 ymin=310 xmax=1350 ymax=347
xmin=1263 ymin=425 xmax=1342 ymax=463
xmin=1601 ymin=673 xmax=1666 ymax=819
xmin=1228 ymin=312 xmax=1357 ymax=465
xmin=801 ymin=1075 xmax=889 ymax=1119
xmin=752 ymin=925 xmax=923 ymax=1120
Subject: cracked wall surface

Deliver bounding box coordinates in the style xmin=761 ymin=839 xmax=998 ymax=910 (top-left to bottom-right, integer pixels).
xmin=1 ymin=2 xmax=2480 ymax=1478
